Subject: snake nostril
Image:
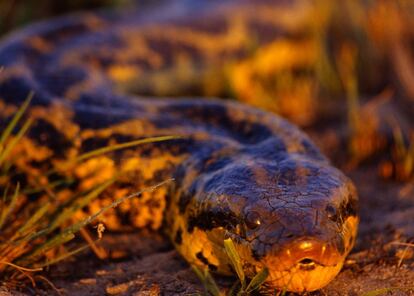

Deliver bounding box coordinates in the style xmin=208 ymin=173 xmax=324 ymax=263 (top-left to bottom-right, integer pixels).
xmin=298 ymin=258 xmax=316 ymax=270
xmin=299 ymin=258 xmax=314 ymax=265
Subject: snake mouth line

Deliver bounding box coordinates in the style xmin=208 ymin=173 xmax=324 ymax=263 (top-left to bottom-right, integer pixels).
xmin=270 ymin=255 xmax=334 ymax=273
xmin=297 ymin=258 xmax=322 ymax=270
xmin=295 ymin=254 xmax=339 ymax=267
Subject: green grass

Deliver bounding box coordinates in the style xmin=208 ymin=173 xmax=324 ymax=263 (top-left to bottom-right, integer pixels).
xmin=192 ymin=238 xmax=269 ymax=296
xmin=361 ymin=286 xmax=414 ymax=296
xmin=0 ymin=95 xmax=176 ymax=288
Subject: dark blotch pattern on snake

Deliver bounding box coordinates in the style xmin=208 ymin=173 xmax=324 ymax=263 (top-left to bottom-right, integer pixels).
xmin=0 ymin=0 xmax=358 ymax=292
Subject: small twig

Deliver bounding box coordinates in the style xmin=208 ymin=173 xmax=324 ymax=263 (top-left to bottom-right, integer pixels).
xmin=35 ymin=275 xmax=63 ymax=296
xmin=397 ymin=246 xmax=410 ymax=268
xmin=79 ymin=227 xmax=107 ymax=259
xmin=390 ymin=241 xmax=414 ymax=268
xmin=0 ymin=261 xmax=42 ymax=272
xmin=81 ymin=178 xmax=175 ymax=228
xmin=5 ymin=262 xmax=38 ymax=287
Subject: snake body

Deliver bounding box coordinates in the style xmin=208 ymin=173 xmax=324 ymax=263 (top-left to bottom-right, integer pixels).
xmin=0 ymin=1 xmax=358 ymax=292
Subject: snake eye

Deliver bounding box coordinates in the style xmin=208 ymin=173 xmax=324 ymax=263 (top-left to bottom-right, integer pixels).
xmin=325 ymin=204 xmax=338 ymax=222
xmin=245 ymin=211 xmax=261 ymax=229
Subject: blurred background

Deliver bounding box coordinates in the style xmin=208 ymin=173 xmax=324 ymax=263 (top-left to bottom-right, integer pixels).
xmin=0 ymin=0 xmax=146 ymax=35
xmin=0 ymin=1 xmax=414 ymax=292
xmin=1 ymin=0 xmax=414 ymax=178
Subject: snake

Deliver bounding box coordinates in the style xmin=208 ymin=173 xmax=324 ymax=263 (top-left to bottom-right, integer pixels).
xmin=0 ymin=0 xmax=359 ymax=293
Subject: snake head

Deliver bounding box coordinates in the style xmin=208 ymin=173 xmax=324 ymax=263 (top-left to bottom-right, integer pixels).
xmin=232 ymin=156 xmax=359 ymax=292
xmin=177 ymin=152 xmax=358 ymax=293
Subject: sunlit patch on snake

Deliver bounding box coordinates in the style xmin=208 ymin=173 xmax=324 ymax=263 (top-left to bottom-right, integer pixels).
xmin=0 ymin=0 xmax=359 ymax=292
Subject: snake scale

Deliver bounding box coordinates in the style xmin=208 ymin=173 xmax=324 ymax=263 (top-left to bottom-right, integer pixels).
xmin=0 ymin=0 xmax=359 ymax=292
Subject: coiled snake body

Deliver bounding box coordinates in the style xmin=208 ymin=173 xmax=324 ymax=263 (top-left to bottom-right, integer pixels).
xmin=0 ymin=1 xmax=358 ymax=292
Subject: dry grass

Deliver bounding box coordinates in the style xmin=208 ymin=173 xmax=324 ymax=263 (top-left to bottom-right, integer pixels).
xmin=0 ymin=0 xmax=135 ymax=34
xmin=0 ymin=96 xmax=176 ymax=289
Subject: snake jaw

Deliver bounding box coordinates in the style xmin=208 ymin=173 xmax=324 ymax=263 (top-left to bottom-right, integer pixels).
xmin=249 ymin=214 xmax=359 ymax=292
xmin=249 ymin=238 xmax=342 ymax=292
xmin=263 ymin=260 xmax=345 ymax=292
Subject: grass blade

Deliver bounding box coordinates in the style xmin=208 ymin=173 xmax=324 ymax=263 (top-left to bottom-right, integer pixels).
xmin=47 ymin=177 xmax=116 ymax=232
xmin=0 ymin=118 xmax=32 ymax=167
xmin=1 ymin=184 xmax=9 ymax=204
xmin=0 ymin=92 xmax=33 ymax=149
xmin=192 ymin=265 xmax=222 ymax=296
xmin=227 ymin=280 xmax=241 ymax=296
xmin=224 ymin=238 xmax=245 ymax=287
xmin=22 ymin=178 xmax=75 ymax=195
xmin=67 ymin=135 xmax=180 ymax=165
xmin=16 ymin=202 xmax=50 ymax=236
xmin=62 ymin=178 xmax=174 ymax=236
xmin=22 ymin=178 xmax=116 ymax=244
xmin=22 ymin=179 xmax=173 ymax=264
xmin=245 ymin=267 xmax=269 ymax=293
xmin=23 ymin=232 xmax=75 ymax=262
xmin=39 ymin=243 xmax=89 ymax=268
xmin=0 ymin=183 xmax=20 ymax=229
